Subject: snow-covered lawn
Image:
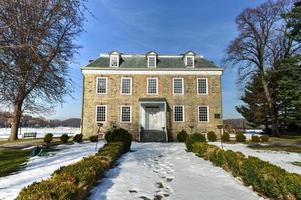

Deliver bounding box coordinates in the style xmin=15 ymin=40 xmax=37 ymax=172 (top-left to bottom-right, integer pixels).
xmin=89 ymin=143 xmax=260 ymax=200
xmin=0 ymin=127 xmax=80 ymax=139
xmin=0 ymin=142 xmax=103 ymax=200
xmin=210 ymin=142 xmax=301 ymax=174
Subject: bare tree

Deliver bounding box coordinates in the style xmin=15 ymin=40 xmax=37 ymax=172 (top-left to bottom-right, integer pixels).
xmin=224 ymin=0 xmax=301 ymax=136
xmin=0 ymin=0 xmax=86 ymax=141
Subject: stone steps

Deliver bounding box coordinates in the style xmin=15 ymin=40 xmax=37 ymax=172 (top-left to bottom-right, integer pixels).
xmin=140 ymin=130 xmax=167 ymax=142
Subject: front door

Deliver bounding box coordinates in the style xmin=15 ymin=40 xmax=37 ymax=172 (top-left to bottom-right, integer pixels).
xmin=145 ymin=106 xmax=162 ymax=130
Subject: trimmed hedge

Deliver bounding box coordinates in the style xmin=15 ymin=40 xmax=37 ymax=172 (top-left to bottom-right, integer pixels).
xmin=105 ymin=128 xmax=132 ymax=152
xmin=89 ymin=135 xmax=98 ymax=142
xmin=260 ymin=135 xmax=269 ymax=142
xmin=185 ymin=133 xmax=206 ymax=151
xmin=236 ymin=132 xmax=246 ymax=142
xmin=177 ymin=130 xmax=188 ymax=142
xmin=207 ymin=131 xmax=217 ymax=142
xmin=17 ymin=142 xmax=130 ymax=200
xmin=191 ymin=142 xmax=301 ymax=199
xmin=73 ymin=134 xmax=83 ymax=143
xmin=251 ymin=135 xmax=260 ymax=143
xmin=221 ymin=132 xmax=230 ymax=142
xmin=44 ymin=133 xmax=53 ymax=144
xmin=60 ymin=134 xmax=69 ymax=143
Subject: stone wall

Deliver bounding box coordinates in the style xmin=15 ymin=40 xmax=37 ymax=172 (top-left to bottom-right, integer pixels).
xmin=81 ymin=74 xmax=223 ymax=140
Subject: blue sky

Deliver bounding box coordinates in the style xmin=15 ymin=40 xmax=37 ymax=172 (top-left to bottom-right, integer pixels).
xmin=50 ymin=0 xmax=264 ymax=120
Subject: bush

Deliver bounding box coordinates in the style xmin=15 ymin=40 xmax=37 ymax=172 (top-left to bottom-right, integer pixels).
xmin=221 ymin=132 xmax=230 ymax=142
xmin=17 ymin=142 xmax=129 ymax=200
xmin=185 ymin=133 xmax=206 ymax=152
xmin=105 ymin=128 xmax=132 ymax=152
xmin=190 ymin=142 xmax=301 ymax=199
xmin=207 ymin=131 xmax=217 ymax=142
xmin=177 ymin=130 xmax=188 ymax=142
xmin=251 ymin=135 xmax=260 ymax=143
xmin=73 ymin=134 xmax=83 ymax=143
xmin=44 ymin=133 xmax=53 ymax=144
xmin=236 ymin=132 xmax=246 ymax=143
xmin=260 ymin=135 xmax=269 ymax=143
xmin=89 ymin=135 xmax=98 ymax=142
xmin=60 ymin=134 xmax=69 ymax=143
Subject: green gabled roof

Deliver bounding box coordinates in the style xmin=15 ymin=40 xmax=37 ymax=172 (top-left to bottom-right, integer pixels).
xmin=84 ymin=54 xmax=219 ymax=69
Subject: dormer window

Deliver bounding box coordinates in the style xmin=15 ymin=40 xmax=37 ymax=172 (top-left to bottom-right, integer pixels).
xmin=109 ymin=50 xmax=120 ymax=67
xmin=148 ymin=56 xmax=156 ymax=68
xmin=184 ymin=51 xmax=196 ymax=68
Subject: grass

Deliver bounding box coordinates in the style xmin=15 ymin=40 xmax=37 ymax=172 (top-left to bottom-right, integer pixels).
xmin=0 ymin=149 xmax=31 ymax=177
xmin=248 ymin=144 xmax=301 ymax=153
xmin=292 ymin=161 xmax=301 ymax=167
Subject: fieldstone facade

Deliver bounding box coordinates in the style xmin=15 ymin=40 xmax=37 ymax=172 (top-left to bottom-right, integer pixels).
xmin=81 ymin=51 xmax=223 ymax=141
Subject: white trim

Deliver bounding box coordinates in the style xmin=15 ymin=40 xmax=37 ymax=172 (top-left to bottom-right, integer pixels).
xmin=96 ymin=77 xmax=108 ymax=95
xmin=172 ymin=78 xmax=184 ymax=95
xmin=110 ymin=55 xmax=119 ymax=67
xmin=173 ymin=105 xmax=185 ymax=122
xmin=120 ymin=105 xmax=132 ymax=123
xmin=120 ymin=77 xmax=132 ymax=95
xmin=197 ymin=78 xmax=209 ymax=95
xmin=147 ymin=77 xmax=158 ymax=95
xmin=147 ymin=56 xmax=157 ymax=68
xmin=185 ymin=56 xmax=195 ymax=68
xmin=83 ymin=69 xmax=223 ymax=76
xmin=198 ymin=105 xmax=209 ymax=123
xmin=95 ymin=105 xmax=107 ymax=123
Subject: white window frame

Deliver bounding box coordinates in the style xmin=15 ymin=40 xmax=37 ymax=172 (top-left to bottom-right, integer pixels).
xmin=110 ymin=55 xmax=119 ymax=67
xmin=197 ymin=78 xmax=208 ymax=95
xmin=198 ymin=105 xmax=209 ymax=123
xmin=120 ymin=77 xmax=132 ymax=95
xmin=147 ymin=56 xmax=157 ymax=68
xmin=173 ymin=105 xmax=185 ymax=122
xmin=172 ymin=78 xmax=184 ymax=95
xmin=95 ymin=105 xmax=107 ymax=123
xmin=96 ymin=77 xmax=108 ymax=94
xmin=147 ymin=77 xmax=158 ymax=95
xmin=120 ymin=105 xmax=132 ymax=123
xmin=185 ymin=56 xmax=194 ymax=67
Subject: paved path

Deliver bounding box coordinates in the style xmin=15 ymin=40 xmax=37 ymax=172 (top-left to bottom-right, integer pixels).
xmin=89 ymin=143 xmax=261 ymax=200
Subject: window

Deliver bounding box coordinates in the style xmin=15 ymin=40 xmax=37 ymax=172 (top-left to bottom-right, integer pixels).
xmin=96 ymin=77 xmax=107 ymax=94
xmin=96 ymin=105 xmax=107 ymax=122
xmin=121 ymin=77 xmax=132 ymax=95
xmin=198 ymin=106 xmax=209 ymax=122
xmin=174 ymin=106 xmax=184 ymax=122
xmin=173 ymin=78 xmax=184 ymax=95
xmin=120 ymin=106 xmax=131 ymax=123
xmin=186 ymin=56 xmax=194 ymax=67
xmin=110 ymin=56 xmax=119 ymax=67
xmin=147 ymin=78 xmax=158 ymax=95
xmin=197 ymin=78 xmax=208 ymax=95
xmin=148 ymin=56 xmax=156 ymax=67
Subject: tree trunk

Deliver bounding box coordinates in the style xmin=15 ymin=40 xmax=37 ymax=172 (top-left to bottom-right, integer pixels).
xmin=8 ymin=102 xmax=23 ymax=141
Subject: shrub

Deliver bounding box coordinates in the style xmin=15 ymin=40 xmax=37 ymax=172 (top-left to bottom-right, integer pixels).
xmin=60 ymin=134 xmax=69 ymax=143
xmin=236 ymin=132 xmax=246 ymax=143
xmin=185 ymin=133 xmax=206 ymax=152
xmin=44 ymin=133 xmax=53 ymax=144
xmin=221 ymin=132 xmax=230 ymax=142
xmin=177 ymin=130 xmax=188 ymax=142
xmin=251 ymin=135 xmax=260 ymax=143
xmin=260 ymin=135 xmax=269 ymax=143
xmin=89 ymin=135 xmax=98 ymax=142
xmin=207 ymin=131 xmax=217 ymax=142
xmin=73 ymin=134 xmax=83 ymax=143
xmin=105 ymin=128 xmax=132 ymax=152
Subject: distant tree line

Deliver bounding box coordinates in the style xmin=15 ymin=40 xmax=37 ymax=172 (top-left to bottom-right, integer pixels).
xmin=225 ymin=0 xmax=301 ymax=135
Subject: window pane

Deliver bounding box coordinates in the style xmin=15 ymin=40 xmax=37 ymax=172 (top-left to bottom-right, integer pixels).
xmin=173 ymin=78 xmax=183 ymax=94
xmin=148 ymin=57 xmax=156 ymax=67
xmin=198 ymin=79 xmax=207 ymax=94
xmin=187 ymin=57 xmax=194 ymax=67
xmin=121 ymin=106 xmax=131 ymax=122
xmin=199 ymin=106 xmax=208 ymax=122
xmin=96 ymin=106 xmax=106 ymax=122
xmin=174 ymin=106 xmax=184 ymax=122
xmin=97 ymin=78 xmax=107 ymax=94
xmin=121 ymin=78 xmax=131 ymax=94
xmin=147 ymin=78 xmax=157 ymax=94
xmin=111 ymin=56 xmax=118 ymax=67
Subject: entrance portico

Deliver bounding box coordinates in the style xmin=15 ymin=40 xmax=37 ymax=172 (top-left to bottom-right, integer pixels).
xmin=139 ymin=98 xmax=167 ymax=142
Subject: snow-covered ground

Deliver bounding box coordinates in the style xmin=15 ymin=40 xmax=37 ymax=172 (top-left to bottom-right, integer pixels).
xmin=0 ymin=142 xmax=103 ymax=200
xmin=0 ymin=127 xmax=80 ymax=139
xmin=210 ymin=142 xmax=301 ymax=174
xmin=89 ymin=143 xmax=260 ymax=200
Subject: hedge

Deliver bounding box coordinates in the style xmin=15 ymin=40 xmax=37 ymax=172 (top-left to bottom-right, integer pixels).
xmin=191 ymin=142 xmax=301 ymax=200
xmin=17 ymin=142 xmax=130 ymax=200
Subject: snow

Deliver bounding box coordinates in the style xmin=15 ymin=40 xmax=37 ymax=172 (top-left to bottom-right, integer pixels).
xmin=0 ymin=142 xmax=103 ymax=200
xmin=210 ymin=142 xmax=301 ymax=174
xmin=0 ymin=127 xmax=80 ymax=139
xmin=89 ymin=143 xmax=261 ymax=200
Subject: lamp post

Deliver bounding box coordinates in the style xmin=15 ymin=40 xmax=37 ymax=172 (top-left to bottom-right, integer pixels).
xmin=95 ymin=123 xmax=103 ymax=150
xmin=217 ymin=125 xmax=224 ymax=149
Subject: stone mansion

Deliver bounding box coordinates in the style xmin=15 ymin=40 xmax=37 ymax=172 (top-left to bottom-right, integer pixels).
xmin=81 ymin=51 xmax=223 ymax=142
